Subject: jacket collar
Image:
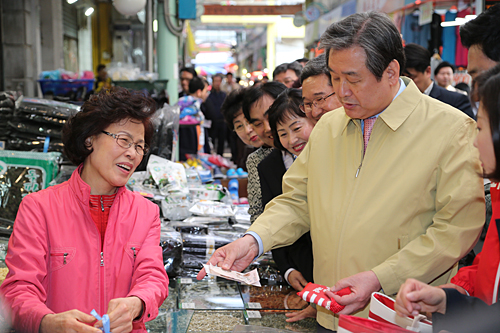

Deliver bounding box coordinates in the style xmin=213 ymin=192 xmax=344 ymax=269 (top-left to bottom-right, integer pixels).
xmin=341 ymin=77 xmax=422 ymax=133
xmin=69 ymin=164 xmax=126 ymax=206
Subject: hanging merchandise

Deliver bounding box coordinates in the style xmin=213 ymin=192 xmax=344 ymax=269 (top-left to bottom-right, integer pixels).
xmin=441 ymin=10 xmax=457 ymax=64
xmin=402 ymin=11 xmax=431 ymax=49
xmin=455 ymin=7 xmax=472 ymax=67
xmin=0 ymin=150 xmax=61 ymax=222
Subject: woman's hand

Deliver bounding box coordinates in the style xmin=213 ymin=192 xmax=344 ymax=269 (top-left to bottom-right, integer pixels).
xmin=94 ymin=296 xmax=143 ymax=333
xmin=285 ymin=305 xmax=317 ymax=322
xmin=395 ymin=278 xmax=447 ymax=317
xmin=288 ymin=270 xmax=308 ymax=291
xmin=40 ymin=310 xmax=101 ymax=333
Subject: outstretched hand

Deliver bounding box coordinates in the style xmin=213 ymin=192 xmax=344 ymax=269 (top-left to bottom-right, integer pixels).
xmin=197 ymin=235 xmax=260 ymax=280
xmin=395 ymin=278 xmax=447 ymax=317
xmin=325 ymin=270 xmax=381 ymax=315
xmin=94 ymin=296 xmax=143 ymax=333
xmin=285 ymin=305 xmax=317 ymax=323
xmin=40 ymin=310 xmax=101 ymax=333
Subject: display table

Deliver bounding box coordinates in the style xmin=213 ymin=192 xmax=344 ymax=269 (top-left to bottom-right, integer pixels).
xmin=145 ymin=278 xmax=317 ymax=333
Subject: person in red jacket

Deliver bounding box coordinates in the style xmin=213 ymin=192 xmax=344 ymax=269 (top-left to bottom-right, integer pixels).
xmin=0 ymin=87 xmax=169 ymax=333
xmin=395 ymin=65 xmax=500 ymax=333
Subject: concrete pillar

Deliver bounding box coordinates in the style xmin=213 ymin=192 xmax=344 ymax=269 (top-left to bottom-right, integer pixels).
xmin=40 ymin=0 xmax=63 ymax=71
xmin=157 ymin=0 xmax=179 ymax=106
xmin=1 ymin=0 xmax=42 ymax=97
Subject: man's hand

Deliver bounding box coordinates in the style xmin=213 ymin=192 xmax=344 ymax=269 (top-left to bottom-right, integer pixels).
xmin=288 ymin=270 xmax=308 ymax=291
xmin=285 ymin=305 xmax=317 ymax=322
xmin=94 ymin=296 xmax=143 ymax=333
xmin=395 ymin=278 xmax=447 ymax=317
xmin=197 ymin=235 xmax=259 ymax=280
xmin=40 ymin=310 xmax=101 ymax=333
xmin=438 ymin=283 xmax=468 ymax=295
xmin=325 ymin=270 xmax=381 ymax=315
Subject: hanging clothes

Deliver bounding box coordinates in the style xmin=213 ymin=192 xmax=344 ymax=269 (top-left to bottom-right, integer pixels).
xmin=455 ymin=7 xmax=472 ymax=67
xmin=402 ymin=12 xmax=431 ymax=48
xmin=442 ymin=10 xmax=457 ymax=64
xmin=429 ymin=13 xmax=443 ymax=54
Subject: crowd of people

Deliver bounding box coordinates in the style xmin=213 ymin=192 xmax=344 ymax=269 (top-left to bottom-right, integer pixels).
xmin=1 ymin=4 xmax=500 ymax=333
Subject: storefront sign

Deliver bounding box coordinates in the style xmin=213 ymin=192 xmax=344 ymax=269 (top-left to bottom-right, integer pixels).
xmin=203 ymin=4 xmax=302 ymax=16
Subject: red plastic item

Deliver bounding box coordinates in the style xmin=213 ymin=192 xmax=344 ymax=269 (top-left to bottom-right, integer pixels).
xmin=338 ymin=315 xmax=416 ymax=333
xmin=297 ymin=282 xmax=351 ymax=313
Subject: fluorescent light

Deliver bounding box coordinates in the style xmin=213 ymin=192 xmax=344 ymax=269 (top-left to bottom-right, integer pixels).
xmin=441 ymin=14 xmax=477 ymax=27
xmin=441 ymin=21 xmax=462 ymax=27
xmin=153 ymin=19 xmax=158 ymax=32
xmin=67 ymin=0 xmax=78 ymax=4
xmin=85 ymin=7 xmax=94 ymax=16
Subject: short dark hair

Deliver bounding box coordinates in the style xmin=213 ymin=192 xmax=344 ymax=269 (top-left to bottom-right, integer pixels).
xmin=62 ymin=86 xmax=156 ymax=165
xmin=97 ymin=64 xmax=106 ymax=72
xmin=476 ymin=64 xmax=500 ymax=180
xmin=212 ymin=73 xmax=224 ymax=81
xmin=226 ymin=72 xmax=233 ymax=77
xmin=221 ymin=88 xmax=246 ymax=130
xmin=287 ymin=61 xmax=303 ymax=78
xmin=272 ymin=63 xmax=288 ymax=79
xmin=295 ymin=57 xmax=309 ymax=64
xmin=460 ymin=4 xmax=500 ymax=62
xmin=180 ymin=67 xmax=198 ymax=77
xmin=300 ymin=54 xmax=331 ymax=84
xmin=320 ymin=11 xmax=406 ymax=81
xmin=454 ymin=82 xmax=470 ymax=96
xmin=188 ymin=77 xmax=206 ymax=94
xmin=242 ymin=81 xmax=287 ymax=121
xmin=434 ymin=61 xmax=456 ymax=76
xmin=403 ymin=43 xmax=430 ymax=74
xmin=268 ymin=88 xmax=305 ymax=151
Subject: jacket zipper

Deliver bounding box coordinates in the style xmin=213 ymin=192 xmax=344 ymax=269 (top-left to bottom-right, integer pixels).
xmin=51 ymin=252 xmax=69 ymax=265
xmin=131 ymin=247 xmax=136 ymax=260
xmin=100 ymin=196 xmax=104 ymax=212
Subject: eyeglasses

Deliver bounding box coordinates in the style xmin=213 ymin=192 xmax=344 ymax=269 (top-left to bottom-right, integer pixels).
xmin=234 ymin=119 xmax=252 ymax=133
xmin=300 ymin=92 xmax=336 ymax=113
xmin=102 ymin=131 xmax=149 ymax=156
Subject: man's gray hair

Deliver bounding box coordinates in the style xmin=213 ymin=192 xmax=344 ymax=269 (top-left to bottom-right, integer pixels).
xmin=319 ymin=12 xmax=405 ymax=81
xmin=300 ymin=54 xmax=332 ymax=85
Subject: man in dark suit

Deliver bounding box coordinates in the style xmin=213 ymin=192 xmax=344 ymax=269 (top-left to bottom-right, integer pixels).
xmin=403 ymin=43 xmax=474 ymax=119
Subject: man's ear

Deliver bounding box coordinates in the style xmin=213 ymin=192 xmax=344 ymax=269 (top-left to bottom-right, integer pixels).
xmin=386 ymin=59 xmax=401 ymax=85
xmin=425 ymin=66 xmax=432 ymax=77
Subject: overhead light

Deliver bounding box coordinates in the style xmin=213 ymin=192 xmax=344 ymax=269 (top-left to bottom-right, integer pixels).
xmin=153 ymin=19 xmax=158 ymax=32
xmin=67 ymin=0 xmax=78 ymax=4
xmin=441 ymin=14 xmax=476 ymax=27
xmin=85 ymin=7 xmax=94 ymax=16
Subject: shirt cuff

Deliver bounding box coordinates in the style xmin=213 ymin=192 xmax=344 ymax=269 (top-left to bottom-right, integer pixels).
xmin=244 ymin=231 xmax=264 ymax=258
xmin=284 ymin=268 xmax=297 ymax=284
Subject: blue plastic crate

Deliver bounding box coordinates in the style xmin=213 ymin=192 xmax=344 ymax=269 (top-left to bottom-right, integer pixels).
xmin=38 ymin=79 xmax=94 ymax=96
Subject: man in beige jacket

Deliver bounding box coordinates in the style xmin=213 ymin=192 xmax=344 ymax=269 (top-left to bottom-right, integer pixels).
xmin=198 ymin=12 xmax=485 ymax=332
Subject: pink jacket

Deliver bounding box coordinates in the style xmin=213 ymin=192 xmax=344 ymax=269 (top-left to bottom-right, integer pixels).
xmin=0 ymin=167 xmax=169 ymax=332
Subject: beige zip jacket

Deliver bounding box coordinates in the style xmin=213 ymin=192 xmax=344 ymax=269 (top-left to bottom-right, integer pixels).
xmin=247 ymin=78 xmax=485 ymax=330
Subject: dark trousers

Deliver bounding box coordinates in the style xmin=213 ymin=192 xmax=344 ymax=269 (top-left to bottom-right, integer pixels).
xmin=209 ymin=120 xmax=228 ymax=156
xmin=317 ymin=323 xmax=336 ymax=333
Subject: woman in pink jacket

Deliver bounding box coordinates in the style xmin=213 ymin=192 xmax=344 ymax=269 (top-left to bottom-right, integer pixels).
xmin=0 ymin=87 xmax=169 ymax=333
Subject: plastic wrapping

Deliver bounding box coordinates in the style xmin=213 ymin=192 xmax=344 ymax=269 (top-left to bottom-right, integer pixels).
xmin=182 ymin=233 xmax=236 ymax=250
xmin=15 ymin=97 xmax=80 ymax=119
xmin=8 ymin=120 xmax=62 ymax=139
xmin=189 ymin=201 xmax=235 ymax=217
xmin=160 ymin=229 xmax=183 ymax=277
xmin=147 ymin=154 xmax=188 ymax=195
xmin=0 ymin=150 xmax=61 ymax=222
xmin=168 ymin=221 xmax=208 ymax=235
xmin=149 ymin=103 xmax=179 ymax=161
